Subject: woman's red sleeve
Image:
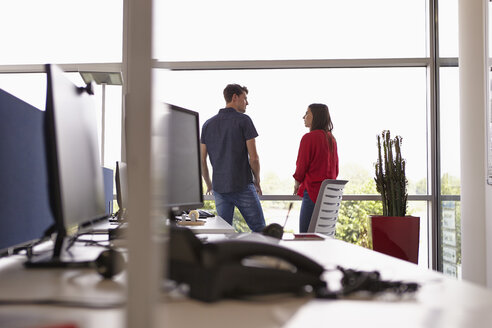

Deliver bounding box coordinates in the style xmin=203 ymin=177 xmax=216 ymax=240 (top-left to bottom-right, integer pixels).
xmin=293 ymin=134 xmax=311 ymax=182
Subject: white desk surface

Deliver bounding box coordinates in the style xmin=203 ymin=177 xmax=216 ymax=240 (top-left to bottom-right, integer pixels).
xmin=1 ymin=235 xmax=492 ymax=327
xmin=177 ymin=215 xmax=235 ymax=234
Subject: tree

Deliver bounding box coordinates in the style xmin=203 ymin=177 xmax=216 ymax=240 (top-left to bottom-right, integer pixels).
xmin=336 ymin=179 xmax=382 ymax=248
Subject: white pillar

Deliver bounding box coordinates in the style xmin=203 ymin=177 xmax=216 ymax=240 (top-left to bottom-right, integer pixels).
xmin=123 ymin=0 xmax=161 ymax=326
xmin=458 ymin=0 xmax=489 ymax=286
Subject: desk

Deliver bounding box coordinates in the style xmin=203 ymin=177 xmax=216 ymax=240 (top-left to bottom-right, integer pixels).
xmin=159 ymin=237 xmax=492 ymax=327
xmin=176 ymin=215 xmax=235 ymax=234
xmin=0 ymin=240 xmax=125 ymax=327
xmin=1 ymin=236 xmax=492 ymax=327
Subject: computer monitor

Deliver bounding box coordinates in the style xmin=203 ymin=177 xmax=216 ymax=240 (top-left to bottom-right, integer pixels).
xmin=115 ymin=161 xmax=128 ymax=220
xmin=27 ymin=64 xmax=106 ymax=264
xmin=0 ymin=89 xmax=54 ymax=256
xmin=164 ymin=104 xmax=203 ymax=214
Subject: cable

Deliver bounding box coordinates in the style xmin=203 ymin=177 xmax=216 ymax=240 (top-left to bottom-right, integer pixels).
xmin=315 ymin=266 xmax=420 ymax=299
xmin=0 ymin=298 xmax=125 ymax=309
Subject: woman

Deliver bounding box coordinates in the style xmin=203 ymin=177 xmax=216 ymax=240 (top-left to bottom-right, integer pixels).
xmin=293 ymin=103 xmax=339 ymax=233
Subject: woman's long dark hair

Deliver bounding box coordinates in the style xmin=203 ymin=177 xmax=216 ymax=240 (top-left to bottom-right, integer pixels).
xmin=309 ymin=103 xmax=335 ymax=151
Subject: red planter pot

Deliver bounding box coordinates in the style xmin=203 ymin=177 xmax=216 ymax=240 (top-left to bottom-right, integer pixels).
xmin=370 ymin=215 xmax=420 ymax=264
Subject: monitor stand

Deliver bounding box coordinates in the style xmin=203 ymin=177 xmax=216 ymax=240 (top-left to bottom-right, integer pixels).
xmin=23 ymin=230 xmax=92 ymax=269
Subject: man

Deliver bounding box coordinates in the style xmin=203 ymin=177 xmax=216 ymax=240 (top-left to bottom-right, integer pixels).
xmin=200 ymin=84 xmax=266 ymax=232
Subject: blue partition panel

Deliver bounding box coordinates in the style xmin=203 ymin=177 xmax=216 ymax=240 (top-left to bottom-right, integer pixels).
xmin=0 ymin=89 xmax=54 ymax=252
xmin=102 ymin=167 xmax=114 ymax=216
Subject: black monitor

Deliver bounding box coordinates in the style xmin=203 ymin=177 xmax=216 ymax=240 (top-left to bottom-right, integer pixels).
xmin=115 ymin=161 xmax=128 ymax=221
xmin=26 ymin=64 xmax=106 ymax=265
xmin=0 ymin=89 xmax=54 ymax=256
xmin=164 ymin=104 xmax=203 ymax=214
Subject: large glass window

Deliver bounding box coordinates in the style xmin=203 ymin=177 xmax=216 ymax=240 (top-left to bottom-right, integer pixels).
xmin=0 ymin=73 xmax=122 ymax=169
xmin=0 ymin=1 xmax=123 ymax=64
xmin=156 ymin=67 xmax=430 ymax=268
xmin=0 ymin=0 xmax=463 ymax=273
xmin=440 ymin=68 xmax=460 ymax=194
xmin=0 ymin=74 xmax=46 ymax=110
xmin=154 ymin=0 xmax=427 ymax=61
xmin=155 ymin=68 xmax=427 ymax=195
xmin=438 ymin=0 xmax=460 ymax=278
xmin=439 ymin=0 xmax=459 ymax=57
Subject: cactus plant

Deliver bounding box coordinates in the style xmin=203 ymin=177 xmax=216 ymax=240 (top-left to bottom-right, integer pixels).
xmin=374 ymin=130 xmax=408 ymax=217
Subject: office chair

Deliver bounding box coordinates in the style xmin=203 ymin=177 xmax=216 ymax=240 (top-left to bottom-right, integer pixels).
xmin=307 ymin=179 xmax=348 ymax=237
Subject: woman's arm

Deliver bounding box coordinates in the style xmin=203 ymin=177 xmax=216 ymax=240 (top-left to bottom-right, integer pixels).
xmin=293 ymin=134 xmax=311 ymax=183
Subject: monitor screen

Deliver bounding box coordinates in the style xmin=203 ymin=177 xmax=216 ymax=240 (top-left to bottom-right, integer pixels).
xmin=0 ymin=89 xmax=54 ymax=254
xmin=164 ymin=104 xmax=203 ymax=212
xmin=44 ymin=64 xmax=106 ymax=236
xmin=115 ymin=161 xmax=128 ymax=220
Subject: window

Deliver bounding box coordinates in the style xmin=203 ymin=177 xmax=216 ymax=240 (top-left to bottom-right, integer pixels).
xmin=0 ymin=72 xmax=122 ymax=168
xmin=0 ymin=0 xmax=461 ymax=273
xmin=154 ymin=0 xmax=427 ymax=61
xmin=155 ymin=68 xmax=427 ymax=195
xmin=438 ymin=1 xmax=460 ymax=278
xmin=0 ymin=1 xmax=123 ymax=64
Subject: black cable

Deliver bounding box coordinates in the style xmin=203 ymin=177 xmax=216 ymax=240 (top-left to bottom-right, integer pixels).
xmin=74 ymin=239 xmax=111 ymax=248
xmin=337 ymin=266 xmax=420 ymax=295
xmin=315 ymin=266 xmax=420 ymax=299
xmin=64 ymin=234 xmax=78 ymax=252
xmin=0 ymin=298 xmax=125 ymax=309
xmin=12 ymin=237 xmax=49 ymax=256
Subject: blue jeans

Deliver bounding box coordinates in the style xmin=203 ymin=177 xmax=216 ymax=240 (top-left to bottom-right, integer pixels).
xmin=299 ymin=190 xmax=316 ymax=233
xmin=213 ymin=183 xmax=266 ymax=232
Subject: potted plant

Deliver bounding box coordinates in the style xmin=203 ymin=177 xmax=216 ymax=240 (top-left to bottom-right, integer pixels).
xmin=371 ymin=130 xmax=419 ymax=264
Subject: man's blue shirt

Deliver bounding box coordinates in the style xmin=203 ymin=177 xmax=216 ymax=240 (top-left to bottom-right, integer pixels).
xmin=201 ymin=107 xmax=258 ymax=193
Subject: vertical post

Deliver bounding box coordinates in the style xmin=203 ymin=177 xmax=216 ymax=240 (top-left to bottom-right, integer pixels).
xmin=123 ymin=0 xmax=161 ymax=327
xmin=101 ymin=82 xmax=106 ymax=166
xmin=459 ymin=0 xmax=488 ymax=286
xmin=428 ymin=0 xmax=441 ymax=272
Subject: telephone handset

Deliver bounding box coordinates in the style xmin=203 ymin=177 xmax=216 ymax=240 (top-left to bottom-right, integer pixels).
xmin=168 ymin=226 xmax=327 ymax=302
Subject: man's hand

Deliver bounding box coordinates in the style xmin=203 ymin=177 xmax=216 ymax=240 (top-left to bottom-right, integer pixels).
xmin=201 ymin=143 xmax=213 ymax=196
xmin=254 ymin=181 xmax=262 ymax=195
xmin=205 ymin=183 xmax=213 ymax=195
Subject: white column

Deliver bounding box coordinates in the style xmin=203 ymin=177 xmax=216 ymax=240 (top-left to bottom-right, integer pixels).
xmin=458 ymin=0 xmax=489 ymax=286
xmin=123 ymin=0 xmax=161 ymax=327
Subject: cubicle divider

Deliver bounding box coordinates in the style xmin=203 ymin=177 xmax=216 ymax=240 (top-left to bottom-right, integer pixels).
xmin=0 ymin=89 xmax=54 ymax=252
xmin=103 ymin=167 xmax=114 ymax=216
xmin=0 ymin=88 xmax=115 ymax=254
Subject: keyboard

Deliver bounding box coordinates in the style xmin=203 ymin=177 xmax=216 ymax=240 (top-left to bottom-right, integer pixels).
xmin=185 ymin=209 xmax=215 ymax=218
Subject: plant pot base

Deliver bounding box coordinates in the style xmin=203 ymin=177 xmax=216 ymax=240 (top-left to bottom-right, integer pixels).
xmin=370 ymin=215 xmax=419 ymax=264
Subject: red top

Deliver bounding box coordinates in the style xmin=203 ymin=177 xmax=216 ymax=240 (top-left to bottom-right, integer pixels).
xmin=293 ymin=129 xmax=339 ymax=203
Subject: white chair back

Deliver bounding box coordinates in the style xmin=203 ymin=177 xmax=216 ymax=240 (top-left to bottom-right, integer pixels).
xmin=307 ymin=179 xmax=348 ymax=237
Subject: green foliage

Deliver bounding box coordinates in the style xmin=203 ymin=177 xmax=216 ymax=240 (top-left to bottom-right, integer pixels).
xmin=374 ymin=130 xmax=408 ymax=216
xmin=336 ymin=179 xmax=382 ymax=248
xmin=261 ymin=171 xmax=293 ymax=195
xmin=339 ymin=163 xmax=373 ymax=194
xmin=441 ymin=173 xmax=461 ymax=195
xmin=201 ymin=164 xmax=462 ymax=266
xmin=201 ymin=200 xmax=217 ymax=212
